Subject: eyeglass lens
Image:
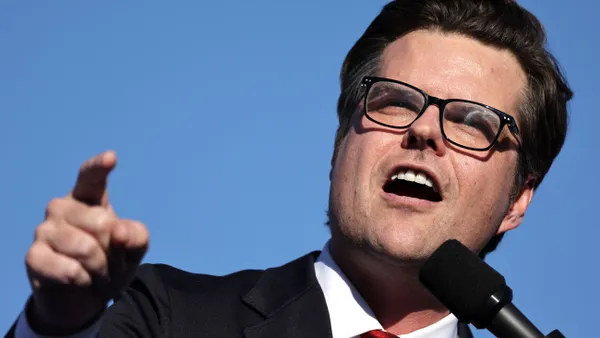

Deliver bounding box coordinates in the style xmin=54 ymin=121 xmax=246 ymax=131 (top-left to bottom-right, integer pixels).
xmin=366 ymin=81 xmax=502 ymax=150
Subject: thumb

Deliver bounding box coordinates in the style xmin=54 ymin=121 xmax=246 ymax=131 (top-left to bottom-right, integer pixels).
xmin=70 ymin=150 xmax=117 ymax=207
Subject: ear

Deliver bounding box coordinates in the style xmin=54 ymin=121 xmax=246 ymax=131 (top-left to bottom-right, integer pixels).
xmin=496 ymin=175 xmax=535 ymax=235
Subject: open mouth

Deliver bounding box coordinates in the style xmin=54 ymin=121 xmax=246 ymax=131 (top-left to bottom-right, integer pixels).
xmin=383 ymin=169 xmax=442 ymax=202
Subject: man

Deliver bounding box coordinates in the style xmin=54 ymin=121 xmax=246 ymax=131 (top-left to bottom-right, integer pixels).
xmin=7 ymin=0 xmax=572 ymax=337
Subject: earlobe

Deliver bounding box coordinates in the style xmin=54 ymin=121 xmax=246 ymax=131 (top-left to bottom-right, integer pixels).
xmin=497 ymin=176 xmax=535 ymax=235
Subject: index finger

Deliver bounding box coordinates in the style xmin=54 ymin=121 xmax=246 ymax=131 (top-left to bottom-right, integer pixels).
xmin=69 ymin=150 xmax=117 ymax=206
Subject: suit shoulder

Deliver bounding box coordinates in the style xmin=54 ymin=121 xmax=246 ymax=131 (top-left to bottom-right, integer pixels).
xmin=107 ymin=253 xmax=321 ymax=337
xmin=135 ymin=262 xmax=264 ymax=296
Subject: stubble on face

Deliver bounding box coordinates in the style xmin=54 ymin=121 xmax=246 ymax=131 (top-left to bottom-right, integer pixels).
xmin=329 ymin=30 xmax=527 ymax=266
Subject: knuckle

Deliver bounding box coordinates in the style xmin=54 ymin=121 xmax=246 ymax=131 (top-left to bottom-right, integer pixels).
xmin=95 ymin=213 xmax=112 ymax=230
xmin=34 ymin=221 xmax=53 ymax=240
xmin=25 ymin=245 xmax=40 ymax=266
xmin=72 ymin=234 xmax=107 ymax=273
xmin=63 ymin=260 xmax=84 ymax=283
xmin=67 ymin=205 xmax=113 ymax=234
xmin=45 ymin=198 xmax=66 ymax=217
xmin=87 ymin=250 xmax=108 ymax=274
xmin=78 ymin=236 xmax=100 ymax=258
xmin=99 ymin=216 xmax=118 ymax=234
xmin=87 ymin=208 xmax=112 ymax=229
xmin=25 ymin=242 xmax=47 ymax=268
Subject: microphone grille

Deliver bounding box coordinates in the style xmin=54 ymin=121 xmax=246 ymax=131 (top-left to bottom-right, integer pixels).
xmin=419 ymin=239 xmax=507 ymax=322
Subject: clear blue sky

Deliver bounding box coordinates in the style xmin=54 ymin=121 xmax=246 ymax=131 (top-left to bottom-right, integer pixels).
xmin=1 ymin=1 xmax=597 ymax=337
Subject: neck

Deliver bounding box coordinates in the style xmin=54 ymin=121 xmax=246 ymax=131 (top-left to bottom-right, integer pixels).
xmin=329 ymin=238 xmax=450 ymax=335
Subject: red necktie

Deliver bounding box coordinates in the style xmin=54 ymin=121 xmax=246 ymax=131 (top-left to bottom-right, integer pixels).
xmin=361 ymin=329 xmax=398 ymax=338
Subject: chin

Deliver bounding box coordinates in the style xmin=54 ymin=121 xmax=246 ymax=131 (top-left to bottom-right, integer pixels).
xmin=364 ymin=227 xmax=440 ymax=265
xmin=379 ymin=242 xmax=433 ymax=265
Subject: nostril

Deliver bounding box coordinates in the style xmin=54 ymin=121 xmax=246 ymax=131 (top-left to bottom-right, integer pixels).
xmin=426 ymin=139 xmax=437 ymax=150
xmin=407 ymin=135 xmax=418 ymax=146
xmin=406 ymin=134 xmax=438 ymax=151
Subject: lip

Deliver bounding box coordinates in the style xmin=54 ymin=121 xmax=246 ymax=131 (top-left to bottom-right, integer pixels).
xmin=382 ymin=162 xmax=444 ymax=199
xmin=381 ymin=191 xmax=441 ymax=209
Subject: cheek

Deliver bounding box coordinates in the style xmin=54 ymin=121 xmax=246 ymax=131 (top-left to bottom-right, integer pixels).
xmin=335 ymin=117 xmax=388 ymax=175
xmin=333 ymin=132 xmax=371 ymax=190
xmin=449 ymin=155 xmax=515 ymax=249
xmin=332 ymin=123 xmax=393 ymax=200
xmin=452 ymin=153 xmax=515 ymax=214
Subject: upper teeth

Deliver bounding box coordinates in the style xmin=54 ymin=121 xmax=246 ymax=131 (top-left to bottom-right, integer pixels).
xmin=391 ymin=169 xmax=437 ymax=192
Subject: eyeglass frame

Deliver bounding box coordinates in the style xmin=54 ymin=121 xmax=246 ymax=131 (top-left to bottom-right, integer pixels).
xmin=360 ymin=76 xmax=524 ymax=152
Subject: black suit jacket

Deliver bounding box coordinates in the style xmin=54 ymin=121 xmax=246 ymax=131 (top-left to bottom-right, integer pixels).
xmin=7 ymin=251 xmax=473 ymax=337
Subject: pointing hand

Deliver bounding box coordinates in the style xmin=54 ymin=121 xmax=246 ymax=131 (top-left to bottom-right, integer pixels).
xmin=25 ymin=151 xmax=149 ymax=334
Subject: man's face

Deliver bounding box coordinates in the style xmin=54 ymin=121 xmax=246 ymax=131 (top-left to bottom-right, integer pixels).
xmin=329 ymin=30 xmax=531 ymax=262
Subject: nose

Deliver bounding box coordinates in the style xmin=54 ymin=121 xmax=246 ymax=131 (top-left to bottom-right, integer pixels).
xmin=401 ymin=106 xmax=446 ymax=156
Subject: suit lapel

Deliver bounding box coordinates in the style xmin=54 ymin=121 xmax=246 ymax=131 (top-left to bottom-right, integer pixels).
xmin=240 ymin=250 xmax=474 ymax=338
xmin=242 ymin=251 xmax=333 ymax=338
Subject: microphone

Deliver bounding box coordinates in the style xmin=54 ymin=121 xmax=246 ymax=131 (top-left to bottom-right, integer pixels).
xmin=419 ymin=239 xmax=565 ymax=338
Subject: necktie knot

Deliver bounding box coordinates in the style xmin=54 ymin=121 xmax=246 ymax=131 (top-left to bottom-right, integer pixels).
xmin=361 ymin=329 xmax=397 ymax=338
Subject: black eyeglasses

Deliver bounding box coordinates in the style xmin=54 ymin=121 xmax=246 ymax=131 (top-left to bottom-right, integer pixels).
xmin=360 ymin=77 xmax=523 ymax=151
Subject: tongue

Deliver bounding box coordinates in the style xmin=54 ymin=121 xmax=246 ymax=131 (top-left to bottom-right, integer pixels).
xmin=384 ymin=180 xmax=441 ymax=202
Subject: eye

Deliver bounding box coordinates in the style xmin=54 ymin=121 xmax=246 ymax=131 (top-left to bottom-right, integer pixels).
xmin=464 ymin=110 xmax=496 ymax=131
xmin=368 ymin=85 xmax=422 ymax=113
xmin=444 ymin=103 xmax=501 ymax=143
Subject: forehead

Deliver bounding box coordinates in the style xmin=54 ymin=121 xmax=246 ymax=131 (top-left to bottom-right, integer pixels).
xmin=380 ymin=30 xmax=526 ymax=117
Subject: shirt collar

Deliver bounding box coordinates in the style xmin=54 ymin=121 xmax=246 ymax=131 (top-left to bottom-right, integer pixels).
xmin=313 ymin=241 xmax=459 ymax=338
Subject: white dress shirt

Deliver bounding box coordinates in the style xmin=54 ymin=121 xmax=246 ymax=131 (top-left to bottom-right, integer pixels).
xmin=314 ymin=242 xmax=459 ymax=338
xmin=15 ymin=241 xmax=459 ymax=338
